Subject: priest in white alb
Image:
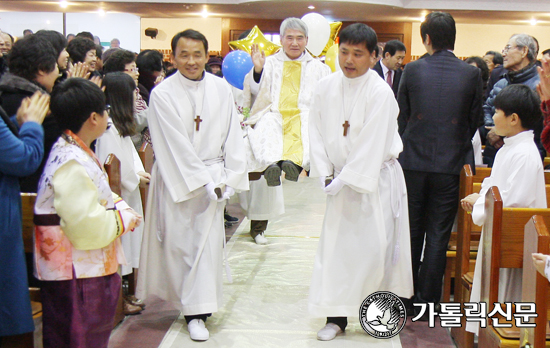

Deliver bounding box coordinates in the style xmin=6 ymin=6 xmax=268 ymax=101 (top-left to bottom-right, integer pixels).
xmin=240 ymin=17 xmax=331 ymax=244
xmin=307 ymin=23 xmax=413 ymax=341
xmin=135 ymin=30 xmax=248 ymax=342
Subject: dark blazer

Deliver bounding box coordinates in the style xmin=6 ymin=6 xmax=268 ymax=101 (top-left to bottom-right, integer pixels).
xmin=373 ymin=60 xmax=402 ymax=98
xmin=397 ymin=50 xmax=484 ymax=175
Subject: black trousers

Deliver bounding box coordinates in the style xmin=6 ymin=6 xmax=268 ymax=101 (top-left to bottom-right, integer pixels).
xmin=403 ymin=170 xmax=459 ymax=305
xmin=327 ymin=317 xmax=347 ymax=331
xmin=184 ymin=313 xmax=212 ymax=324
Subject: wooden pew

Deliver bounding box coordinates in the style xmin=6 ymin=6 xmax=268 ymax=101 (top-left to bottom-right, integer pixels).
xmin=519 ymin=215 xmax=550 ymax=348
xmin=104 ymin=154 xmax=125 ymax=327
xmin=444 ymin=165 xmax=488 ymax=306
xmin=138 ymin=141 xmax=153 ymax=216
xmin=451 ymin=169 xmax=550 ymax=348
xmin=477 ymin=187 xmax=550 ymax=348
xmin=450 ymin=165 xmax=487 ymax=348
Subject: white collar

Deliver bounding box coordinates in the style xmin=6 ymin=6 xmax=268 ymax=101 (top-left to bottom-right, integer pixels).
xmin=503 ymin=129 xmax=534 ymax=145
xmin=342 ymin=68 xmax=372 ymax=86
xmin=177 ymin=70 xmax=206 ymax=87
xmin=276 ymin=50 xmax=312 ymax=62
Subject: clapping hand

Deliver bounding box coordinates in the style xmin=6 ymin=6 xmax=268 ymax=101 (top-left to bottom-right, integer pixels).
xmin=16 ymin=91 xmax=50 ymax=126
xmin=67 ymin=61 xmax=91 ymax=79
xmin=537 ymin=56 xmax=550 ymax=102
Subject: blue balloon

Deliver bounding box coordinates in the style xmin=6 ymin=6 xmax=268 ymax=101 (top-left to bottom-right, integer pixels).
xmin=222 ymin=50 xmax=254 ymax=90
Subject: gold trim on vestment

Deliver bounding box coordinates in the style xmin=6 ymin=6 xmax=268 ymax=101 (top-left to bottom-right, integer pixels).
xmin=279 ymin=61 xmax=303 ymax=166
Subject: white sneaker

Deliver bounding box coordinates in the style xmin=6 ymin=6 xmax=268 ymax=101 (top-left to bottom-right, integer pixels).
xmin=188 ymin=319 xmax=209 ymax=341
xmin=254 ymin=233 xmax=268 ymax=245
xmin=317 ymin=323 xmax=343 ymax=341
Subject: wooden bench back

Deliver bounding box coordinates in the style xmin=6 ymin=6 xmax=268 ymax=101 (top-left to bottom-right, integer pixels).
xmin=480 ymin=186 xmax=550 ymax=307
xmin=520 ymin=215 xmax=550 ymax=348
xmin=138 ymin=142 xmax=153 ymax=216
xmin=103 ymin=154 xmax=125 ymax=327
xmin=455 ymin=165 xmax=491 ymax=304
xmin=104 ymin=153 xmax=121 ymax=196
xmin=21 ymin=193 xmax=37 ymax=254
xmin=473 ymin=167 xmax=491 ymax=183
xmin=455 ymin=165 xmax=475 ymax=298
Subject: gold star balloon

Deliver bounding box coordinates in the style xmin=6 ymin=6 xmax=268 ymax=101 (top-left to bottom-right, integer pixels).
xmin=318 ymin=22 xmax=342 ymax=57
xmin=229 ymin=25 xmax=281 ymax=56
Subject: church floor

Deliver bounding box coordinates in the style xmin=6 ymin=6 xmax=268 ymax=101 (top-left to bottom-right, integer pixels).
xmin=108 ymin=177 xmax=458 ymax=348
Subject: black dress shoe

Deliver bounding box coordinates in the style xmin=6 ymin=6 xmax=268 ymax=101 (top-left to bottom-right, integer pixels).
xmin=280 ymin=160 xmax=302 ymax=182
xmin=263 ymin=163 xmax=281 ymax=186
xmin=224 ymin=213 xmax=238 ymax=223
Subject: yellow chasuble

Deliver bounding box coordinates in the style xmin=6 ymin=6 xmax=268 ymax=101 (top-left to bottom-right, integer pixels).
xmin=279 ymin=61 xmax=303 ymax=166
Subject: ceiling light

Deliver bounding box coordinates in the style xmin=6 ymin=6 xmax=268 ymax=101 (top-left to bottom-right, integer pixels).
xmin=59 ymin=1 xmax=68 ymax=8
xmin=531 ymin=18 xmax=537 ymax=25
xmin=308 ymin=5 xmax=315 ymax=9
xmin=46 ymin=20 xmax=51 ymax=24
xmin=98 ymin=9 xmax=106 ymax=16
xmin=201 ymin=9 xmax=208 ymax=18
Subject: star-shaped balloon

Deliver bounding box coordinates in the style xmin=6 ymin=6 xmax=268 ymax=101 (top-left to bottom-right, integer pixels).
xmin=229 ymin=25 xmax=281 ymax=56
xmin=319 ymin=22 xmax=342 ymax=57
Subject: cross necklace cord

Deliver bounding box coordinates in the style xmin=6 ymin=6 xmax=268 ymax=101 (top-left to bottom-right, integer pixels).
xmin=182 ymin=82 xmax=205 ymax=131
xmin=341 ymin=81 xmax=359 ymax=137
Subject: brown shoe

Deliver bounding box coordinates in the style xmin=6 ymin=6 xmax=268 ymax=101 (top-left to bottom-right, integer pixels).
xmin=248 ymin=172 xmax=262 ymax=181
xmin=124 ymin=299 xmax=143 ymax=315
xmin=126 ymin=295 xmax=146 ymax=309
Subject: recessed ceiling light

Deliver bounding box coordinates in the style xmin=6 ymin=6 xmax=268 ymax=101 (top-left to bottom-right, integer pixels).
xmin=531 ymin=18 xmax=537 ymax=25
xmin=201 ymin=9 xmax=209 ymax=18
xmin=59 ymin=1 xmax=68 ymax=8
xmin=308 ymin=5 xmax=315 ymax=9
xmin=98 ymin=9 xmax=106 ymax=16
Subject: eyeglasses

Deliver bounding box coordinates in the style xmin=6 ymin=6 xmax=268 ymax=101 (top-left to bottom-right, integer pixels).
xmin=502 ymin=45 xmax=520 ymax=53
xmin=124 ymin=67 xmax=139 ymax=73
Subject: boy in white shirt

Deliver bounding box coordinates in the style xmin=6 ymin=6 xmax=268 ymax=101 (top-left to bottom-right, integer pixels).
xmin=462 ymin=84 xmax=546 ymax=335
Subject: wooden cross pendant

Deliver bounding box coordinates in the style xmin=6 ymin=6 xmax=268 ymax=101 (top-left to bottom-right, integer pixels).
xmin=342 ymin=120 xmax=350 ymax=136
xmin=194 ymin=115 xmax=202 ymax=131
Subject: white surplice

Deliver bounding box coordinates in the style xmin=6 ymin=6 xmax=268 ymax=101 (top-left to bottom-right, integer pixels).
xmin=466 ymin=130 xmax=546 ymax=335
xmin=238 ymin=51 xmax=330 ymax=221
xmin=135 ymin=72 xmax=248 ymax=315
xmin=242 ymin=50 xmax=332 ymax=172
xmin=95 ymin=121 xmax=145 ymax=275
xmin=308 ymin=69 xmax=413 ymax=317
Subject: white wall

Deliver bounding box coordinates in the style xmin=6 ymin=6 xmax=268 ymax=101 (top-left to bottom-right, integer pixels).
xmin=140 ymin=18 xmax=222 ymax=52
xmin=0 ymin=12 xmax=140 ymax=53
xmin=412 ymin=22 xmax=550 ymax=59
xmin=66 ymin=13 xmax=140 ymax=52
xmin=0 ymin=12 xmax=63 ymax=38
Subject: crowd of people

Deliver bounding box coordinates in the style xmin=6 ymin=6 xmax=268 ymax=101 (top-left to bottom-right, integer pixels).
xmin=2 ymin=10 xmax=550 ymax=347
